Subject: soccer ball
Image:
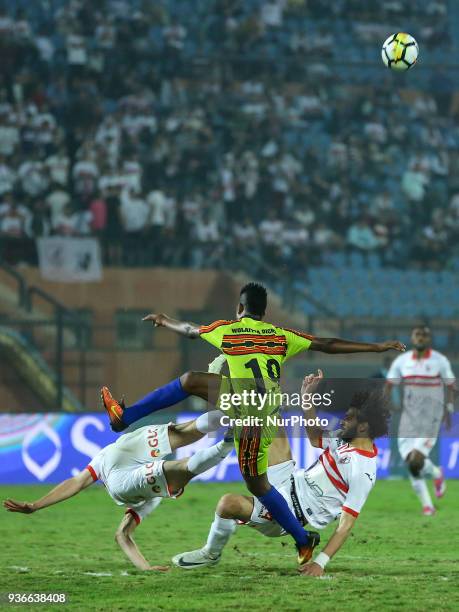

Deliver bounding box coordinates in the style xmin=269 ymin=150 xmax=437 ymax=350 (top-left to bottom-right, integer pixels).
xmin=381 ymin=33 xmax=419 ymax=71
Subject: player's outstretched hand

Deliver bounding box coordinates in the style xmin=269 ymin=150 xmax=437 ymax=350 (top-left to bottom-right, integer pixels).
xmin=298 ymin=561 xmax=324 ymax=577
xmin=142 ymin=313 xmax=167 ymax=327
xmin=148 ymin=565 xmax=170 ymax=572
xmin=378 ymin=340 xmax=406 ymax=353
xmin=301 ymin=369 xmax=324 ymax=396
xmin=3 ymin=499 xmax=35 ymax=514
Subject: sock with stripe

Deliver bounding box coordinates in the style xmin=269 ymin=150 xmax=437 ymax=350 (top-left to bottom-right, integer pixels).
xmin=123 ymin=378 xmax=189 ymax=426
xmin=259 ymin=485 xmax=309 ymax=547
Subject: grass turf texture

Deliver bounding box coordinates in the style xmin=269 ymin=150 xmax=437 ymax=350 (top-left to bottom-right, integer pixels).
xmin=1 ymin=481 xmax=458 ymax=611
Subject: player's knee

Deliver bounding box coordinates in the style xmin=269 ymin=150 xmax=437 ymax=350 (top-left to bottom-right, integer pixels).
xmin=407 ymin=453 xmax=424 ymax=477
xmin=180 ymin=370 xmax=195 ymax=393
xmin=216 ymin=494 xmax=241 ymax=519
xmin=180 ymin=371 xmax=200 ymax=394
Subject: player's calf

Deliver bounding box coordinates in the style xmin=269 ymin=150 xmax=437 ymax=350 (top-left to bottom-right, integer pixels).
xmin=172 ymin=495 xmax=245 ymax=570
xmin=101 ymin=377 xmax=191 ymax=432
xmin=163 ymin=437 xmax=233 ymax=492
xmin=168 ymin=410 xmax=225 ymax=449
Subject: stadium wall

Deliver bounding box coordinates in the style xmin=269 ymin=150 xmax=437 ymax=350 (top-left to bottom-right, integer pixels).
xmin=2 ymin=268 xmax=458 ymax=412
xmin=0 ymin=268 xmax=324 ymax=411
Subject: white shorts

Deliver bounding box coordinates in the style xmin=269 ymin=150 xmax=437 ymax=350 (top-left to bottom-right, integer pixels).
xmin=398 ymin=437 xmax=437 ymax=460
xmin=246 ymin=460 xmax=296 ymax=538
xmin=111 ymin=423 xmax=173 ymax=465
xmin=101 ymin=424 xmax=183 ymax=504
xmin=141 ymin=459 xmax=183 ymax=499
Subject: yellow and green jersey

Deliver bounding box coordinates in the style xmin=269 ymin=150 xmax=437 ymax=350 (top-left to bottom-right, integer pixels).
xmin=199 ymin=316 xmax=313 ymax=386
xmin=199 ymin=316 xmax=313 ymax=476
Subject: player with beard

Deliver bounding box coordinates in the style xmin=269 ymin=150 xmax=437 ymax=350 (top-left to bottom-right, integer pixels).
xmin=386 ymin=325 xmax=455 ymax=515
xmin=172 ymin=369 xmax=389 ymax=576
xmin=101 ymin=282 xmax=404 ymax=566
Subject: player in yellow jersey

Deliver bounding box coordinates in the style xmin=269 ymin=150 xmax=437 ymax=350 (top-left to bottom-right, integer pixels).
xmin=101 ymin=282 xmax=405 ymax=566
xmin=197 ymin=315 xmax=315 ymax=478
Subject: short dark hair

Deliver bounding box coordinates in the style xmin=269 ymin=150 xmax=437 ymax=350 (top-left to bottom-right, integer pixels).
xmin=350 ymin=389 xmax=390 ymax=439
xmin=240 ymin=282 xmax=268 ymax=316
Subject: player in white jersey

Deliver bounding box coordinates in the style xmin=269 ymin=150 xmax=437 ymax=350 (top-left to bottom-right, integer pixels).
xmin=172 ymin=369 xmax=389 ymax=577
xmin=3 ymin=412 xmax=233 ymax=571
xmin=386 ymin=325 xmax=455 ymax=516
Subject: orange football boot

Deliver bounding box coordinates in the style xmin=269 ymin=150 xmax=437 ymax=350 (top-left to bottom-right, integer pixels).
xmin=296 ymin=531 xmax=321 ymax=565
xmin=101 ymin=386 xmax=127 ymax=432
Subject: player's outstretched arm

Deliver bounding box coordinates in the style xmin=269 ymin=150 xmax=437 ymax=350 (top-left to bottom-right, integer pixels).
xmin=115 ymin=513 xmax=169 ymax=572
xmin=299 ymin=510 xmax=356 ymax=577
xmin=3 ymin=470 xmax=94 ymax=514
xmin=143 ymin=313 xmax=200 ymax=338
xmin=310 ymin=337 xmax=405 ymax=354
xmin=301 ymin=369 xmax=325 ymax=447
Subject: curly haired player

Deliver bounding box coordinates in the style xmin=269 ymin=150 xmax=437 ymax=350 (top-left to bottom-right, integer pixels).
xmin=172 ymin=369 xmax=390 ymax=577
xmin=101 ymin=282 xmax=404 ymax=566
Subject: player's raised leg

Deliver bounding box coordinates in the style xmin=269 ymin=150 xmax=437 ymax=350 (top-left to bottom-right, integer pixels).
xmin=161 ymin=436 xmax=234 ymax=494
xmin=167 ymin=410 xmax=225 ymax=449
xmin=101 ymin=371 xmax=222 ymax=432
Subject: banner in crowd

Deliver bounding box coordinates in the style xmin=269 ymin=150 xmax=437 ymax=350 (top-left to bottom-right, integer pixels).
xmin=37 ymin=237 xmax=102 ymax=282
xmin=0 ymin=413 xmax=458 ymax=484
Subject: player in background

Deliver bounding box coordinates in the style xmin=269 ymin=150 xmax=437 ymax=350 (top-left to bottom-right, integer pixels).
xmin=172 ymin=369 xmax=388 ymax=577
xmin=101 ymin=282 xmax=404 ymax=565
xmin=3 ymin=411 xmax=233 ymax=571
xmin=386 ymin=325 xmax=455 ymax=515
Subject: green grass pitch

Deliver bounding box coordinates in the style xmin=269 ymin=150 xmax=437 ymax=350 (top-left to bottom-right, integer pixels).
xmin=1 ymin=481 xmax=458 ymax=611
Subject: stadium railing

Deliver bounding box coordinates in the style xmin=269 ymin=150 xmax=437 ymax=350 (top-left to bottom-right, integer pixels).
xmin=0 ymin=261 xmax=90 ymax=411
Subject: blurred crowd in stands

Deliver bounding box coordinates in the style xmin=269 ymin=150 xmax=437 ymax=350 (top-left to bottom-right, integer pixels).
xmin=0 ymin=0 xmax=458 ymax=274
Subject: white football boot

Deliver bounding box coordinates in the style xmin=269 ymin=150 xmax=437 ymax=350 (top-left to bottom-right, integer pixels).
xmin=172 ymin=548 xmax=221 ymax=570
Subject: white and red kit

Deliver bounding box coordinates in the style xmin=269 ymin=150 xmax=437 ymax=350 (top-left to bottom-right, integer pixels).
xmin=386 ymin=349 xmax=455 ymax=459
xmin=85 ymin=424 xmax=181 ymax=524
xmin=248 ymin=435 xmax=377 ymax=536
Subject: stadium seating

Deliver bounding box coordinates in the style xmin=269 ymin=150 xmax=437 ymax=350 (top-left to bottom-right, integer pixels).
xmin=1 ymin=0 xmax=459 ymax=322
xmin=299 ymin=265 xmax=459 ymax=318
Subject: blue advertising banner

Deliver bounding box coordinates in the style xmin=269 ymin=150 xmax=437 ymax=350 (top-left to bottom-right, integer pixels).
xmin=0 ymin=413 xmax=458 ymax=484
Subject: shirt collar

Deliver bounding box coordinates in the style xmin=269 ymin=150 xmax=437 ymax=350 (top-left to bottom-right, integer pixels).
xmin=412 ymin=348 xmax=432 ymax=360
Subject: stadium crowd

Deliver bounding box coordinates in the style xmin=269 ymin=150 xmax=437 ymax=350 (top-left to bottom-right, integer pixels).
xmin=0 ymin=0 xmax=458 ymax=274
